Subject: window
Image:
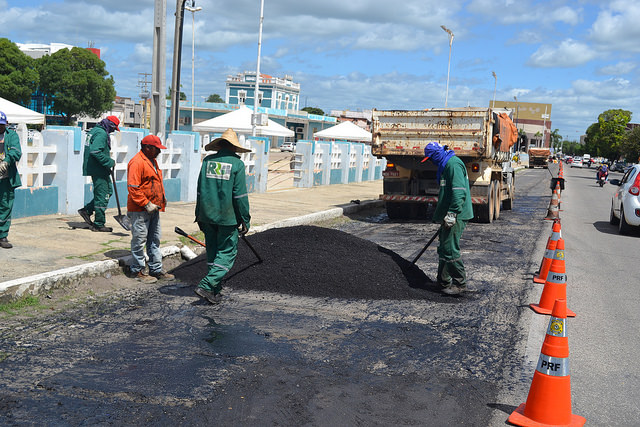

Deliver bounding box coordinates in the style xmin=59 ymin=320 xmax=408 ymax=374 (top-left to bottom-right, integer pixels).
xmin=238 ymin=90 xmax=247 ymax=104
xmin=257 ymin=91 xmax=263 ymax=105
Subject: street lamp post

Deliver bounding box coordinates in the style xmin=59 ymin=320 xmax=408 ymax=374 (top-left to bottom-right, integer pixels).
xmin=252 ymin=0 xmax=265 ymax=137
xmin=441 ymin=25 xmax=454 ymax=108
xmin=491 ymin=71 xmax=497 ymax=108
xmin=185 ymin=1 xmax=202 ymax=131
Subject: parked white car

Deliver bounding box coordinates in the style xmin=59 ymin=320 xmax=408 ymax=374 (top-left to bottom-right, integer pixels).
xmin=609 ymin=164 xmax=640 ymax=234
xmin=280 ymin=142 xmax=295 ymax=152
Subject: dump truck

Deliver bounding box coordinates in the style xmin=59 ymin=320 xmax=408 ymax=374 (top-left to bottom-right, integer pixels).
xmin=528 ymin=147 xmax=551 ymax=168
xmin=371 ymin=107 xmax=517 ymax=223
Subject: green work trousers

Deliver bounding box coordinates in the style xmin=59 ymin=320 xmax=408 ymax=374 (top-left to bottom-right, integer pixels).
xmin=437 ymin=219 xmax=468 ymax=288
xmin=198 ymin=223 xmax=239 ymax=294
xmin=0 ymin=179 xmax=15 ymax=239
xmin=83 ymin=175 xmax=113 ymax=227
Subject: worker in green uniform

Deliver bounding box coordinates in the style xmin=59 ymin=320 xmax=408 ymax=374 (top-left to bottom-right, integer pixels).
xmin=422 ymin=142 xmax=474 ymax=295
xmin=0 ymin=111 xmax=22 ymax=249
xmin=194 ymin=128 xmax=251 ymax=304
xmin=78 ymin=116 xmax=120 ymax=232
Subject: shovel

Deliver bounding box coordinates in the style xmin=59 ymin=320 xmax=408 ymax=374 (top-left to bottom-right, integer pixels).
xmin=174 ymin=226 xmax=263 ymax=263
xmin=111 ymin=169 xmax=131 ymax=231
xmin=411 ymin=227 xmax=440 ymax=264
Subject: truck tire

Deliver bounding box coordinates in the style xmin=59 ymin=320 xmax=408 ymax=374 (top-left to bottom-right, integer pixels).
xmin=502 ymin=179 xmax=514 ymax=210
xmin=474 ymin=185 xmax=493 ymax=223
xmin=493 ymin=180 xmax=501 ymax=220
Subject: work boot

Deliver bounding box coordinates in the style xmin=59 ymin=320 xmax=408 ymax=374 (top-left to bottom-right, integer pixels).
xmin=91 ymin=225 xmax=113 ymax=232
xmin=0 ymin=237 xmax=12 ymax=249
xmin=134 ymin=271 xmax=158 ymax=284
xmin=150 ymin=271 xmax=175 ymax=281
xmin=194 ymin=287 xmax=223 ymax=304
xmin=441 ymin=285 xmax=463 ymax=296
xmin=78 ymin=208 xmax=94 ymax=227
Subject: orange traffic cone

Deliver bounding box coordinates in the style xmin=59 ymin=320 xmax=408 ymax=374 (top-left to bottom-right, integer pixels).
xmin=555 ymin=181 xmax=562 ymax=206
xmin=530 ymin=238 xmax=576 ymax=317
xmin=534 ymin=223 xmax=560 ymax=284
xmin=508 ymin=299 xmax=586 ymax=426
xmin=544 ymin=188 xmax=560 ymax=220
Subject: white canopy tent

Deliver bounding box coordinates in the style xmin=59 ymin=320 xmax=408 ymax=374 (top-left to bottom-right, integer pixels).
xmin=313 ymin=121 xmax=371 ymax=142
xmin=0 ymin=97 xmax=45 ymax=125
xmin=193 ymin=106 xmax=294 ymax=137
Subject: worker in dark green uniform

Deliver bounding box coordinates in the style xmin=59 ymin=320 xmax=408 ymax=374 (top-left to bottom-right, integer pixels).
xmin=78 ymin=116 xmax=120 ymax=232
xmin=0 ymin=111 xmax=22 ymax=249
xmin=194 ymin=128 xmax=251 ymax=304
xmin=422 ymin=142 xmax=474 ymax=295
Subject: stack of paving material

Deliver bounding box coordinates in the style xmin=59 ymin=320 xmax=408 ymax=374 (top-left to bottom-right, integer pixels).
xmin=171 ymin=225 xmax=446 ymax=301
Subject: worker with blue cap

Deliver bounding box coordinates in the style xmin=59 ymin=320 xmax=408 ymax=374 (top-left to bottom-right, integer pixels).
xmin=0 ymin=111 xmax=22 ymax=249
xmin=422 ymin=142 xmax=474 ymax=295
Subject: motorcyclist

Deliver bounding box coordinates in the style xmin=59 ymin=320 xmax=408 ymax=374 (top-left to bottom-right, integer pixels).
xmin=596 ymin=164 xmax=609 ymax=182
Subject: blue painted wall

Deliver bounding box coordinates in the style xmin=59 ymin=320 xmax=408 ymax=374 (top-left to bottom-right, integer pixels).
xmin=330 ymin=169 xmax=342 ymax=185
xmin=83 ymin=178 xmax=182 ymax=208
xmin=12 ymin=187 xmax=58 ymax=219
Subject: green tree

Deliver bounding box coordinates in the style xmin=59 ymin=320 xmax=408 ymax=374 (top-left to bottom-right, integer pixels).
xmin=619 ymin=127 xmax=640 ymax=163
xmin=36 ymin=47 xmax=115 ymax=125
xmin=302 ymin=106 xmax=325 ymax=116
xmin=206 ymin=93 xmax=224 ymax=103
xmin=584 ymin=109 xmax=632 ymax=160
xmin=166 ymin=86 xmax=187 ymax=101
xmin=550 ymin=129 xmax=563 ymax=151
xmin=0 ymin=38 xmax=39 ymax=106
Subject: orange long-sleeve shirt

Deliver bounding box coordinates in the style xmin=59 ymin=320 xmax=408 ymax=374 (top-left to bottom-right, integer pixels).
xmin=126 ymin=150 xmax=166 ymax=212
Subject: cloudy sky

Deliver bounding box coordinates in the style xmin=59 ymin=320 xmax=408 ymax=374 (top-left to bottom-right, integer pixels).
xmin=4 ymin=0 xmax=640 ymax=139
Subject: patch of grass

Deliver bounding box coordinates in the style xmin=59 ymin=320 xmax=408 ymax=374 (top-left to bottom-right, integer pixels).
xmin=0 ymin=295 xmax=43 ymax=315
xmin=0 ymin=352 xmax=8 ymax=363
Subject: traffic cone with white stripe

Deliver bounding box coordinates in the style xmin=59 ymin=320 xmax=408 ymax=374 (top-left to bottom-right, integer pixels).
xmin=544 ymin=188 xmax=560 ymax=220
xmin=534 ymin=220 xmax=561 ymax=284
xmin=530 ymin=238 xmax=576 ymax=317
xmin=508 ymin=298 xmax=586 ymax=426
xmin=555 ymin=180 xmax=562 ymax=207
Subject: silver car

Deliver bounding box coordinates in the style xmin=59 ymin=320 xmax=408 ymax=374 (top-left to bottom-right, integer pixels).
xmin=609 ymin=164 xmax=640 ymax=234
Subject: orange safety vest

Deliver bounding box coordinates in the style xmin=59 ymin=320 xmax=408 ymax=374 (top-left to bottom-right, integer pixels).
xmin=126 ymin=150 xmax=167 ymax=212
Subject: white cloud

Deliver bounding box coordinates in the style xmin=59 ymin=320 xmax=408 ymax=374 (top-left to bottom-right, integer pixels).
xmin=596 ymin=61 xmax=636 ymax=76
xmin=589 ymin=1 xmax=640 ymax=53
xmin=467 ymin=0 xmax=581 ymax=26
xmin=527 ymin=39 xmax=598 ymax=68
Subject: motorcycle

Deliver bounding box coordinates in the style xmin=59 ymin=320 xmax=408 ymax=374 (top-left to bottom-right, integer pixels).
xmin=596 ymin=170 xmax=608 ymax=187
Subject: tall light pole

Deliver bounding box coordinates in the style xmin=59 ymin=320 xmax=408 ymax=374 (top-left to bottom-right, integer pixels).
xmin=441 ymin=25 xmax=454 ymax=108
xmin=252 ymin=0 xmax=265 ymax=137
xmin=513 ymin=95 xmax=519 ymax=151
xmin=491 ymin=71 xmax=497 ymax=108
xmin=185 ymin=1 xmax=202 ymax=131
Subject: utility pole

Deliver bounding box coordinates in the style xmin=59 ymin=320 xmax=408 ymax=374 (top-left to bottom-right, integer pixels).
xmin=169 ymin=0 xmax=188 ymax=132
xmin=138 ymin=72 xmax=151 ymax=129
xmin=151 ymin=0 xmax=167 ymax=138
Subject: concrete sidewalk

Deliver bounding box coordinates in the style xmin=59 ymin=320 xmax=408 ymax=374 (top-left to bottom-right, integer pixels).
xmin=0 ymin=181 xmax=383 ymax=300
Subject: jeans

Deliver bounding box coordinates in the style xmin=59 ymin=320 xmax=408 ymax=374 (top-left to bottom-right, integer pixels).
xmin=128 ymin=210 xmax=162 ymax=274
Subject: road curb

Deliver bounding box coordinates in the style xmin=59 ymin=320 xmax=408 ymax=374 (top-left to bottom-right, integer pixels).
xmin=0 ymin=200 xmax=382 ymax=302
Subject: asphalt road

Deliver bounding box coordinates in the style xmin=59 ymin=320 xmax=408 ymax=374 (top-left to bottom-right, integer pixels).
xmin=555 ymin=165 xmax=640 ymax=426
xmin=2 ymin=168 xmax=616 ymax=426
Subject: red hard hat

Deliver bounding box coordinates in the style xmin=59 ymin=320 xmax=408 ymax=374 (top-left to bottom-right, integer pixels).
xmin=141 ymin=134 xmax=167 ymax=150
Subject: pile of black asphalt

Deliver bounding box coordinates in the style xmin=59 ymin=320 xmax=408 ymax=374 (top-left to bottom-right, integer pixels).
xmin=171 ymin=225 xmax=446 ymax=301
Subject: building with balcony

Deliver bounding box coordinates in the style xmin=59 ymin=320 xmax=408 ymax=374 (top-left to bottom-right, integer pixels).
xmin=226 ymin=72 xmax=300 ymax=111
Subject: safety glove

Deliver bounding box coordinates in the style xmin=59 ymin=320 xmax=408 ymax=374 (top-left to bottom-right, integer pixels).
xmin=239 ymin=221 xmax=249 ymax=236
xmin=0 ymin=161 xmax=8 ymax=175
xmin=443 ymin=212 xmax=457 ymax=228
xmin=145 ymin=202 xmax=159 ymax=213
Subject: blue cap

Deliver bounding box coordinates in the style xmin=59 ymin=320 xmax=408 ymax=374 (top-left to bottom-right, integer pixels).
xmin=0 ymin=111 xmax=7 ymax=125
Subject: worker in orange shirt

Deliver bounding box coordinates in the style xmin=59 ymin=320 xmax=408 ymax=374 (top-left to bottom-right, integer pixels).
xmin=126 ymin=134 xmax=174 ymax=284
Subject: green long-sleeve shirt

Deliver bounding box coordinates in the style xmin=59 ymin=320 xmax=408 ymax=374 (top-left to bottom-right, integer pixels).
xmin=433 ymin=156 xmax=474 ymax=222
xmin=0 ymin=129 xmax=22 ymax=189
xmin=82 ymin=126 xmax=115 ymax=177
xmin=195 ymin=149 xmax=251 ymax=228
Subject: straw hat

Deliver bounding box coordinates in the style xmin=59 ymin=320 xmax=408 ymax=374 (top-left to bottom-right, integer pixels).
xmin=204 ymin=128 xmax=251 ymax=153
